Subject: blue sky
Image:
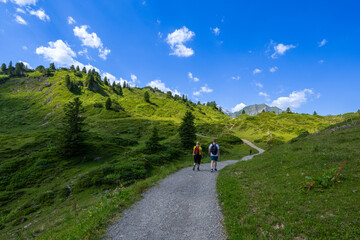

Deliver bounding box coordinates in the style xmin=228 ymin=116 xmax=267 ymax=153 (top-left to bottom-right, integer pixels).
xmin=1 ymin=0 xmax=360 ymax=115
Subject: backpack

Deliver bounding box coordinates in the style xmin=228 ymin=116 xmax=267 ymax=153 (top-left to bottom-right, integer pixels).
xmin=194 ymin=147 xmax=200 ymax=156
xmin=210 ymin=144 xmax=218 ymax=155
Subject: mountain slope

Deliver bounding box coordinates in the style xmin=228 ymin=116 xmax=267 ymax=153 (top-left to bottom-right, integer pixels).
xmin=230 ymin=104 xmax=283 ymax=117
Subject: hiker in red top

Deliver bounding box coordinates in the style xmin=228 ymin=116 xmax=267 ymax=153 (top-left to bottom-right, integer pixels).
xmin=193 ymin=141 xmax=202 ymax=171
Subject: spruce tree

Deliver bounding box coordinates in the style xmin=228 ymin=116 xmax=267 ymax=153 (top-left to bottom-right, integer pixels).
xmin=36 ymin=65 xmax=45 ymax=73
xmin=117 ymin=83 xmax=123 ymax=96
xmin=49 ymin=63 xmax=56 ymax=71
xmin=313 ymin=111 xmax=318 ymax=116
xmin=144 ymin=91 xmax=150 ymax=103
xmin=105 ymin=98 xmax=112 ymax=110
xmin=104 ymin=77 xmax=109 ymax=86
xmin=82 ymin=67 xmax=87 ymax=73
xmin=14 ymin=62 xmax=24 ymax=76
xmin=61 ymin=97 xmax=86 ymax=157
xmin=1 ymin=63 xmax=6 ymax=73
xmin=178 ymin=111 xmax=196 ymax=149
xmin=286 ymin=107 xmax=291 ymax=113
xmin=166 ymin=91 xmax=172 ymax=98
xmin=8 ymin=61 xmax=13 ymax=76
xmin=65 ymin=75 xmax=71 ymax=90
xmin=242 ymin=109 xmax=246 ymax=114
xmin=76 ymin=65 xmax=80 ymax=71
xmin=145 ymin=126 xmax=161 ymax=153
xmin=70 ymin=65 xmax=75 ymax=71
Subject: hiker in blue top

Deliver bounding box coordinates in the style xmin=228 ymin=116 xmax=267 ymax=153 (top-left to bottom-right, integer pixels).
xmin=208 ymin=138 xmax=220 ymax=172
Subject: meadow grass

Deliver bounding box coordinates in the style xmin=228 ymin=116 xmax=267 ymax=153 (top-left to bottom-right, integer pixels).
xmin=217 ymin=124 xmax=360 ymax=239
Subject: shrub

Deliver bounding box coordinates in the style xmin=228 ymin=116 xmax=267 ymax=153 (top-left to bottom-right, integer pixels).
xmin=94 ymin=102 xmax=103 ymax=108
xmin=74 ymin=72 xmax=82 ymax=78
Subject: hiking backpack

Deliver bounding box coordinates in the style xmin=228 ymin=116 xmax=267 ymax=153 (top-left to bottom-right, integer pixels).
xmin=194 ymin=147 xmax=200 ymax=156
xmin=210 ymin=144 xmax=218 ymax=155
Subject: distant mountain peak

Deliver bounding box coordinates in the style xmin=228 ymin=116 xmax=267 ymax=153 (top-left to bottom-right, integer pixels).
xmin=228 ymin=104 xmax=283 ymax=117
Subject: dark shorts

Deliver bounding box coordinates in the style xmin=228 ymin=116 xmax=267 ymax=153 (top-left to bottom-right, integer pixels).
xmin=194 ymin=155 xmax=201 ymax=164
xmin=211 ymin=156 xmax=218 ymax=161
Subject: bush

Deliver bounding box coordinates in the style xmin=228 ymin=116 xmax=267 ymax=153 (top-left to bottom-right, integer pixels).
xmin=94 ymin=102 xmax=103 ymax=108
xmin=74 ymin=72 xmax=82 ymax=78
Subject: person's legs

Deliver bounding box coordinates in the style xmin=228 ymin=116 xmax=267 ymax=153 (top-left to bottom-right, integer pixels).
xmin=214 ymin=156 xmax=218 ymax=171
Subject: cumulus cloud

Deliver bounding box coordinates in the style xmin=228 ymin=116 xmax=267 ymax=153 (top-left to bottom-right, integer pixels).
xmin=210 ymin=27 xmax=220 ymax=36
xmin=0 ymin=0 xmax=7 ymax=3
xmin=16 ymin=8 xmax=25 ymax=13
xmin=259 ymin=92 xmax=269 ymax=97
xmin=166 ymin=26 xmax=195 ymax=57
xmin=99 ymin=48 xmax=111 ymax=60
xmin=28 ymin=8 xmax=50 ymax=21
xmin=188 ymin=72 xmax=200 ymax=82
xmin=11 ymin=0 xmax=36 ymax=6
xmin=35 ymin=39 xmax=99 ymax=72
xmin=101 ymin=72 xmax=129 ymax=86
xmin=147 ymin=79 xmax=181 ymax=96
xmin=14 ymin=15 xmax=27 ymax=25
xmin=318 ymin=39 xmax=327 ymax=47
xmin=67 ymin=16 xmax=76 ymax=24
xmin=232 ymin=103 xmax=246 ymax=113
xmin=271 ymin=89 xmax=317 ymax=109
xmin=255 ymin=82 xmax=263 ymax=88
xmin=193 ymin=84 xmax=213 ymax=96
xmin=268 ymin=41 xmax=295 ymax=59
xmin=253 ymin=68 xmax=262 ymax=75
xmin=270 ymin=66 xmax=278 ymax=72
xmin=232 ymin=76 xmax=240 ymax=80
xmin=74 ymin=25 xmax=102 ymax=48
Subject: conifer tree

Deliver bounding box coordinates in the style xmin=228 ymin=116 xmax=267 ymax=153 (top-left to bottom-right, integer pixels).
xmin=49 ymin=63 xmax=56 ymax=71
xmin=1 ymin=63 xmax=6 ymax=73
xmin=61 ymin=97 xmax=86 ymax=157
xmin=14 ymin=62 xmax=24 ymax=76
xmin=8 ymin=61 xmax=13 ymax=76
xmin=76 ymin=65 xmax=80 ymax=71
xmin=82 ymin=67 xmax=87 ymax=73
xmin=104 ymin=77 xmax=109 ymax=86
xmin=36 ymin=65 xmax=45 ymax=73
xmin=286 ymin=107 xmax=291 ymax=113
xmin=166 ymin=91 xmax=172 ymax=98
xmin=242 ymin=109 xmax=246 ymax=114
xmin=178 ymin=111 xmax=196 ymax=149
xmin=65 ymin=75 xmax=71 ymax=90
xmin=313 ymin=111 xmax=318 ymax=116
xmin=70 ymin=65 xmax=75 ymax=71
xmin=105 ymin=97 xmax=112 ymax=110
xmin=144 ymin=91 xmax=150 ymax=103
xmin=145 ymin=126 xmax=161 ymax=153
xmin=117 ymin=83 xmax=123 ymax=96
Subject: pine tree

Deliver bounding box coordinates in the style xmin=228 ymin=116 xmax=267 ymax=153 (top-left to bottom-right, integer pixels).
xmin=36 ymin=65 xmax=45 ymax=73
xmin=8 ymin=61 xmax=13 ymax=76
xmin=145 ymin=126 xmax=161 ymax=153
xmin=14 ymin=62 xmax=25 ymax=76
xmin=104 ymin=77 xmax=109 ymax=86
xmin=123 ymin=82 xmax=126 ymax=88
xmin=261 ymin=109 xmax=265 ymax=113
xmin=1 ymin=63 xmax=6 ymax=73
xmin=286 ymin=107 xmax=291 ymax=113
xmin=242 ymin=109 xmax=246 ymax=114
xmin=117 ymin=83 xmax=123 ymax=96
xmin=197 ymin=101 xmax=200 ymax=105
xmin=49 ymin=63 xmax=56 ymax=71
xmin=76 ymin=66 xmax=80 ymax=71
xmin=82 ymin=67 xmax=87 ymax=73
xmin=144 ymin=91 xmax=150 ymax=103
xmin=313 ymin=111 xmax=318 ymax=116
xmin=61 ymin=97 xmax=86 ymax=157
xmin=178 ymin=111 xmax=196 ymax=149
xmin=105 ymin=98 xmax=112 ymax=110
xmin=65 ymin=75 xmax=71 ymax=90
xmin=166 ymin=91 xmax=172 ymax=98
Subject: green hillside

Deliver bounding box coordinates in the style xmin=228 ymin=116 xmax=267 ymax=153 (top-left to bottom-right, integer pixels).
xmin=218 ymin=120 xmax=360 ymax=239
xmin=0 ymin=67 xmax=249 ymax=239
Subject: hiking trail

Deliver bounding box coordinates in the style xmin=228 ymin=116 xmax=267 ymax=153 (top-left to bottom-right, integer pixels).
xmin=105 ymin=139 xmax=265 ymax=240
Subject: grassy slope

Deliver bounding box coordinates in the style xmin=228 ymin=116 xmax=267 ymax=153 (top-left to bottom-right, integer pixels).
xmin=0 ymin=70 xmax=249 ymax=239
xmin=218 ymin=121 xmax=360 ymax=239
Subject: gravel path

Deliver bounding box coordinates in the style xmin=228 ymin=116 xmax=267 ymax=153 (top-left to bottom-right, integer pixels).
xmin=105 ymin=140 xmax=264 ymax=240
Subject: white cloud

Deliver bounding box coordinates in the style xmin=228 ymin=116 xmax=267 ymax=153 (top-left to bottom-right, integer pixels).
xmin=253 ymin=68 xmax=262 ymax=75
xmin=15 ymin=15 xmax=27 ymax=25
xmin=99 ymin=48 xmax=111 ymax=60
xmin=0 ymin=0 xmax=7 ymax=3
xmin=11 ymin=0 xmax=36 ymax=6
xmin=16 ymin=8 xmax=25 ymax=13
xmin=270 ymin=66 xmax=278 ymax=73
xmin=101 ymin=72 xmax=128 ymax=86
xmin=232 ymin=76 xmax=240 ymax=80
xmin=35 ymin=39 xmax=99 ymax=72
xmin=158 ymin=32 xmax=163 ymax=38
xmin=28 ymin=8 xmax=50 ymax=21
xmin=255 ymin=82 xmax=263 ymax=88
xmin=188 ymin=72 xmax=200 ymax=82
xmin=271 ymin=89 xmax=317 ymax=109
xmin=19 ymin=60 xmax=32 ymax=69
xmin=166 ymin=26 xmax=195 ymax=57
xmin=67 ymin=16 xmax=76 ymax=24
xmin=259 ymin=92 xmax=269 ymax=97
xmin=130 ymin=74 xmax=140 ymax=85
xmin=318 ymin=39 xmax=327 ymax=47
xmin=193 ymin=84 xmax=213 ymax=96
xmin=269 ymin=41 xmax=296 ymax=59
xmin=156 ymin=19 xmax=161 ymax=24
xmin=210 ymin=27 xmax=220 ymax=36
xmin=147 ymin=79 xmax=180 ymax=96
xmin=73 ymin=25 xmax=103 ymax=48
xmin=22 ymin=45 xmax=28 ymax=50
xmin=232 ymin=103 xmax=246 ymax=113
